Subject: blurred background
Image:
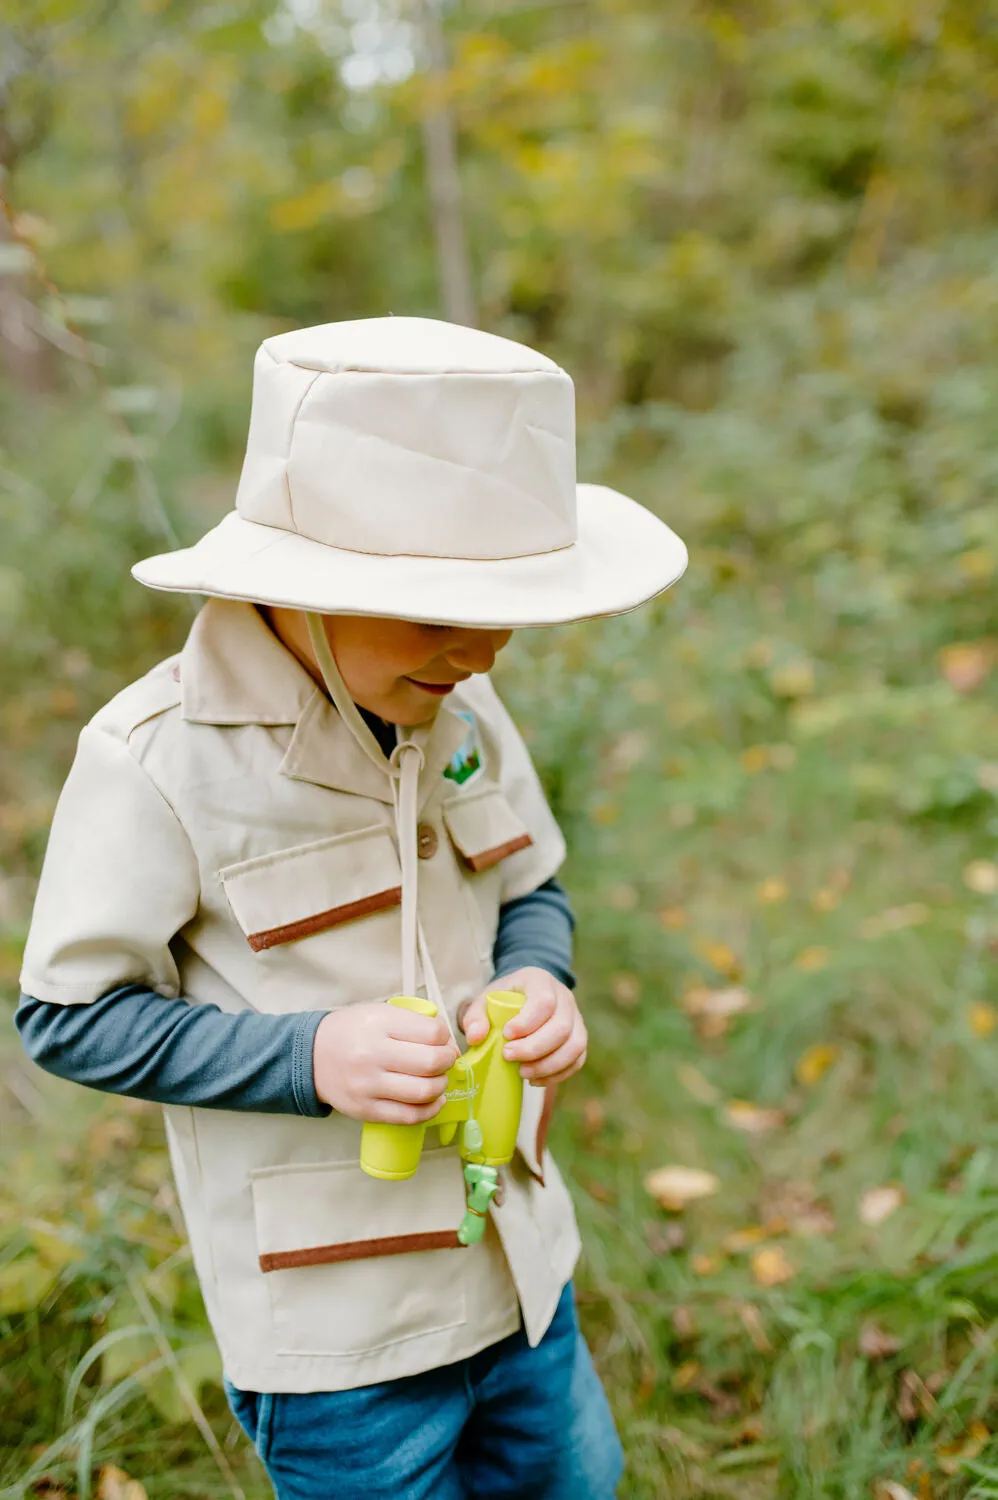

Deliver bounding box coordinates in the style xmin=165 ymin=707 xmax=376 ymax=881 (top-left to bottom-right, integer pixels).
xmin=2 ymin=1 xmax=998 ymax=1496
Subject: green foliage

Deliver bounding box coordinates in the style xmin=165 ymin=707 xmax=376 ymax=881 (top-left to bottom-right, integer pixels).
xmin=3 ymin=0 xmax=998 ymax=1495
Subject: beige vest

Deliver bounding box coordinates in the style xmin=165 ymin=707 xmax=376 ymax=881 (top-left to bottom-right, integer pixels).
xmin=21 ymin=601 xmax=581 ymax=1392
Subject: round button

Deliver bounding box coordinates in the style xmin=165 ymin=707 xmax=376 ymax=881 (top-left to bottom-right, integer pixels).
xmin=416 ymin=822 xmax=438 ymax=860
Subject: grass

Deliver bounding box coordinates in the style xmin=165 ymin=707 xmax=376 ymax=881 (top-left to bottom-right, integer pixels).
xmin=3 ymin=238 xmax=998 ymax=1498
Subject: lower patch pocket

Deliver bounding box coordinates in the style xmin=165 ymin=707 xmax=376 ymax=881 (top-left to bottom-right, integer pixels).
xmin=251 ymin=1149 xmax=470 ymax=1357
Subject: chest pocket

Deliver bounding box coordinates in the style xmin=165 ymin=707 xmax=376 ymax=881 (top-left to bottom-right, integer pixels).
xmin=219 ymin=825 xmax=403 ymax=1011
xmin=441 ymin=785 xmax=534 ymax=965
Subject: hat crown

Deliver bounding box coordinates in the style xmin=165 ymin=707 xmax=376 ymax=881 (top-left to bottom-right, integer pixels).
xmin=234 ymin=317 xmax=577 ymax=562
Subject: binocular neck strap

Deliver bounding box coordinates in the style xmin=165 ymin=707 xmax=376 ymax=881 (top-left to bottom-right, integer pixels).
xmin=304 ymin=614 xmax=456 ymax=1044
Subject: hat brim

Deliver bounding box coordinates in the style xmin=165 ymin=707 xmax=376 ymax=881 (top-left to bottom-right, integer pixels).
xmin=131 ymin=483 xmax=688 ymax=629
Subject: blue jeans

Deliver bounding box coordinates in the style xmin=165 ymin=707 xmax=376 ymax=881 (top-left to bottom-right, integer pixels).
xmin=225 ymin=1283 xmax=623 ymax=1499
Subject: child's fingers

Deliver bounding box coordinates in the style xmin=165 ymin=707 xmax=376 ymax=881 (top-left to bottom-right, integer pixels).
xmin=457 ymin=995 xmax=490 ymax=1045
xmin=365 ymin=1095 xmax=448 ymax=1126
xmin=520 ymin=1021 xmax=588 ymax=1083
xmin=381 ymin=1037 xmax=457 ymax=1078
xmin=385 ymin=1009 xmax=453 ymax=1050
xmin=377 ymin=1069 xmax=450 ymax=1107
xmin=503 ymin=1009 xmax=574 ymax=1063
xmin=501 ymin=976 xmax=558 ymax=1039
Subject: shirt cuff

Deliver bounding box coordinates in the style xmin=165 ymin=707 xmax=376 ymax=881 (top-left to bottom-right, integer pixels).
xmin=291 ymin=1010 xmax=332 ymax=1117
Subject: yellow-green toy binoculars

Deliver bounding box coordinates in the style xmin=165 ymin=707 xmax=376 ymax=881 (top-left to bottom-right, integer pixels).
xmin=360 ymin=990 xmax=524 ymax=1184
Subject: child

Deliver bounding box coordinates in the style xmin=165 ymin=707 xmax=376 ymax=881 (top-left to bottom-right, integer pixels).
xmin=17 ymin=317 xmax=687 ymax=1499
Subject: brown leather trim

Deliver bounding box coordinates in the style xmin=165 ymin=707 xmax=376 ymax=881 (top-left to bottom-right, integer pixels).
xmin=259 ymin=1230 xmax=464 ymax=1271
xmin=247 ymin=886 xmax=402 ymax=952
xmin=527 ymin=1084 xmax=558 ymax=1186
xmin=465 ymin=833 xmax=533 ymax=873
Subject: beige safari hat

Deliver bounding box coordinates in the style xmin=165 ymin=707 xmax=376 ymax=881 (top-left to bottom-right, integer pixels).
xmin=133 ymin=316 xmax=688 ymax=627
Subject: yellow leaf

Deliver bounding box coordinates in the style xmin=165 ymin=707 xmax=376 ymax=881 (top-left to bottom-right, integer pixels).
xmin=811 ymin=887 xmax=840 ymax=912
xmin=970 ymin=1002 xmax=997 ymax=1037
xmin=671 ymin=1358 xmax=700 ymax=1390
xmin=692 ymin=938 xmax=741 ymax=978
xmin=964 ymin=860 xmax=998 ymax=894
xmin=795 ymin=1043 xmax=841 ymax=1086
xmin=723 ymin=1224 xmax=771 ymax=1254
xmin=938 ymin=641 xmax=993 ymax=694
xmin=98 ymin=1468 xmax=149 ymax=1500
xmin=757 ymin=876 xmax=789 ymax=904
xmin=751 ymin=1245 xmax=795 ymax=1286
xmin=860 ymin=1185 xmax=904 ymax=1226
xmin=0 ymin=1256 xmax=59 ymax=1316
xmin=937 ymin=1417 xmax=990 ymax=1474
xmin=795 ymin=946 xmax=831 ymax=972
xmin=874 ymin=1484 xmax=916 ymax=1500
xmin=724 ymin=1100 xmax=784 ymax=1136
xmin=660 ymin=905 xmax=689 ymax=930
xmin=644 ymin=1165 xmax=720 ymax=1211
xmin=740 ymin=745 xmax=770 ymax=774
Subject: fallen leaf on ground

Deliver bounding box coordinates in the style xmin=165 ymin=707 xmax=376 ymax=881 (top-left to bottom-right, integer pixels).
xmin=937 ymin=1418 xmax=990 ymax=1474
xmin=751 ymin=1245 xmax=795 ymax=1286
xmin=874 ymin=1484 xmax=916 ymax=1500
xmin=723 ymin=1224 xmax=771 ymax=1253
xmin=644 ymin=1165 xmax=720 ymax=1211
xmin=861 ymin=1185 xmax=905 ymax=1225
xmin=860 ymin=904 xmax=929 ymax=938
xmin=671 ymin=1359 xmax=700 ymax=1390
xmin=938 ymin=641 xmax=993 ymax=694
xmin=660 ymin=906 xmax=689 ymax=930
xmin=682 ymin=986 xmax=752 ymax=1019
xmin=795 ymin=1043 xmax=840 ymax=1086
xmin=757 ymin=876 xmax=788 ymax=904
xmin=897 ymin=1369 xmax=936 ymax=1423
xmin=691 ymin=1253 xmax=721 ymax=1276
xmin=610 ymin=972 xmax=641 ymax=1007
xmin=691 ymin=938 xmax=742 ymax=978
xmin=794 ymin=946 xmax=831 ymax=972
xmin=644 ymin=1221 xmax=686 ymax=1254
xmin=860 ymin=1322 xmax=903 ymax=1360
xmin=964 ymin=860 xmax=998 ymax=895
xmin=969 ymin=1002 xmax=997 ymax=1038
xmin=724 ymin=1100 xmax=785 ymax=1136
xmin=98 ymin=1470 xmax=148 ymax=1500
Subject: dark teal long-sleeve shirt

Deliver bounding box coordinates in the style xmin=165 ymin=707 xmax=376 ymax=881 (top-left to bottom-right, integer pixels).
xmin=15 ymin=877 xmax=575 ymax=1116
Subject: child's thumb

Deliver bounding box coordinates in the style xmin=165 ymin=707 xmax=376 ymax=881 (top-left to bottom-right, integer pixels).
xmin=457 ymin=995 xmax=490 ymax=1044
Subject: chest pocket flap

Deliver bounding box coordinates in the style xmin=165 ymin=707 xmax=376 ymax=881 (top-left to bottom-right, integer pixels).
xmin=441 ymin=786 xmax=534 ymax=873
xmin=220 ymin=826 xmax=401 ymax=952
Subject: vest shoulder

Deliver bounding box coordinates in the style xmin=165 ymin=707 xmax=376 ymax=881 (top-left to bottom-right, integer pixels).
xmin=88 ymin=657 xmax=183 ymax=743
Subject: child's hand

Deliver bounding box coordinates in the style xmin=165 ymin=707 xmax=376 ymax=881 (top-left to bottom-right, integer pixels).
xmin=313 ymin=1004 xmax=458 ymax=1122
xmin=459 ymin=968 xmax=588 ymax=1086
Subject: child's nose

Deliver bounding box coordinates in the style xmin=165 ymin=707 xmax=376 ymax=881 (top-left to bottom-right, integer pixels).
xmin=446 ymin=629 xmax=512 ymax=675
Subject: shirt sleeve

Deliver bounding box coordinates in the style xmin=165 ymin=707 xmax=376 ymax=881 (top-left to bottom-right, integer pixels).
xmin=15 ymin=985 xmax=330 ymax=1116
xmin=492 ymin=878 xmax=576 ymax=990
xmin=20 ymin=722 xmax=201 ymax=1006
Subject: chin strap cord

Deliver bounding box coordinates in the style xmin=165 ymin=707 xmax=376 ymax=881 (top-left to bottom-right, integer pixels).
xmin=304 ymin=614 xmax=458 ymax=1047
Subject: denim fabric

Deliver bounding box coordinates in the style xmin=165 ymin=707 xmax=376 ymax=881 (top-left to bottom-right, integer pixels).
xmin=224 ymin=1283 xmax=623 ymax=1500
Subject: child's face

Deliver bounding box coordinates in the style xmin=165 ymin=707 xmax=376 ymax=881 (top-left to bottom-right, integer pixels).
xmin=324 ymin=615 xmax=514 ymax=725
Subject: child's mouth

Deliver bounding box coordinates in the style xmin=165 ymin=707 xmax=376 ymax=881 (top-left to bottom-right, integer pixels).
xmin=406 ymin=677 xmax=464 ymax=696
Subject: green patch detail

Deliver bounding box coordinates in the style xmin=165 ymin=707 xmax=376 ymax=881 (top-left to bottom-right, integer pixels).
xmin=444 ymin=710 xmax=482 ymax=786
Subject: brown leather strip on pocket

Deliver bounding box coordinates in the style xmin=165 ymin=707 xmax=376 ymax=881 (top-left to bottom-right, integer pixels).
xmin=247 ymin=886 xmax=402 ymax=951
xmin=259 ymin=1229 xmax=463 ymax=1271
xmin=465 ymin=833 xmax=533 ymax=873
